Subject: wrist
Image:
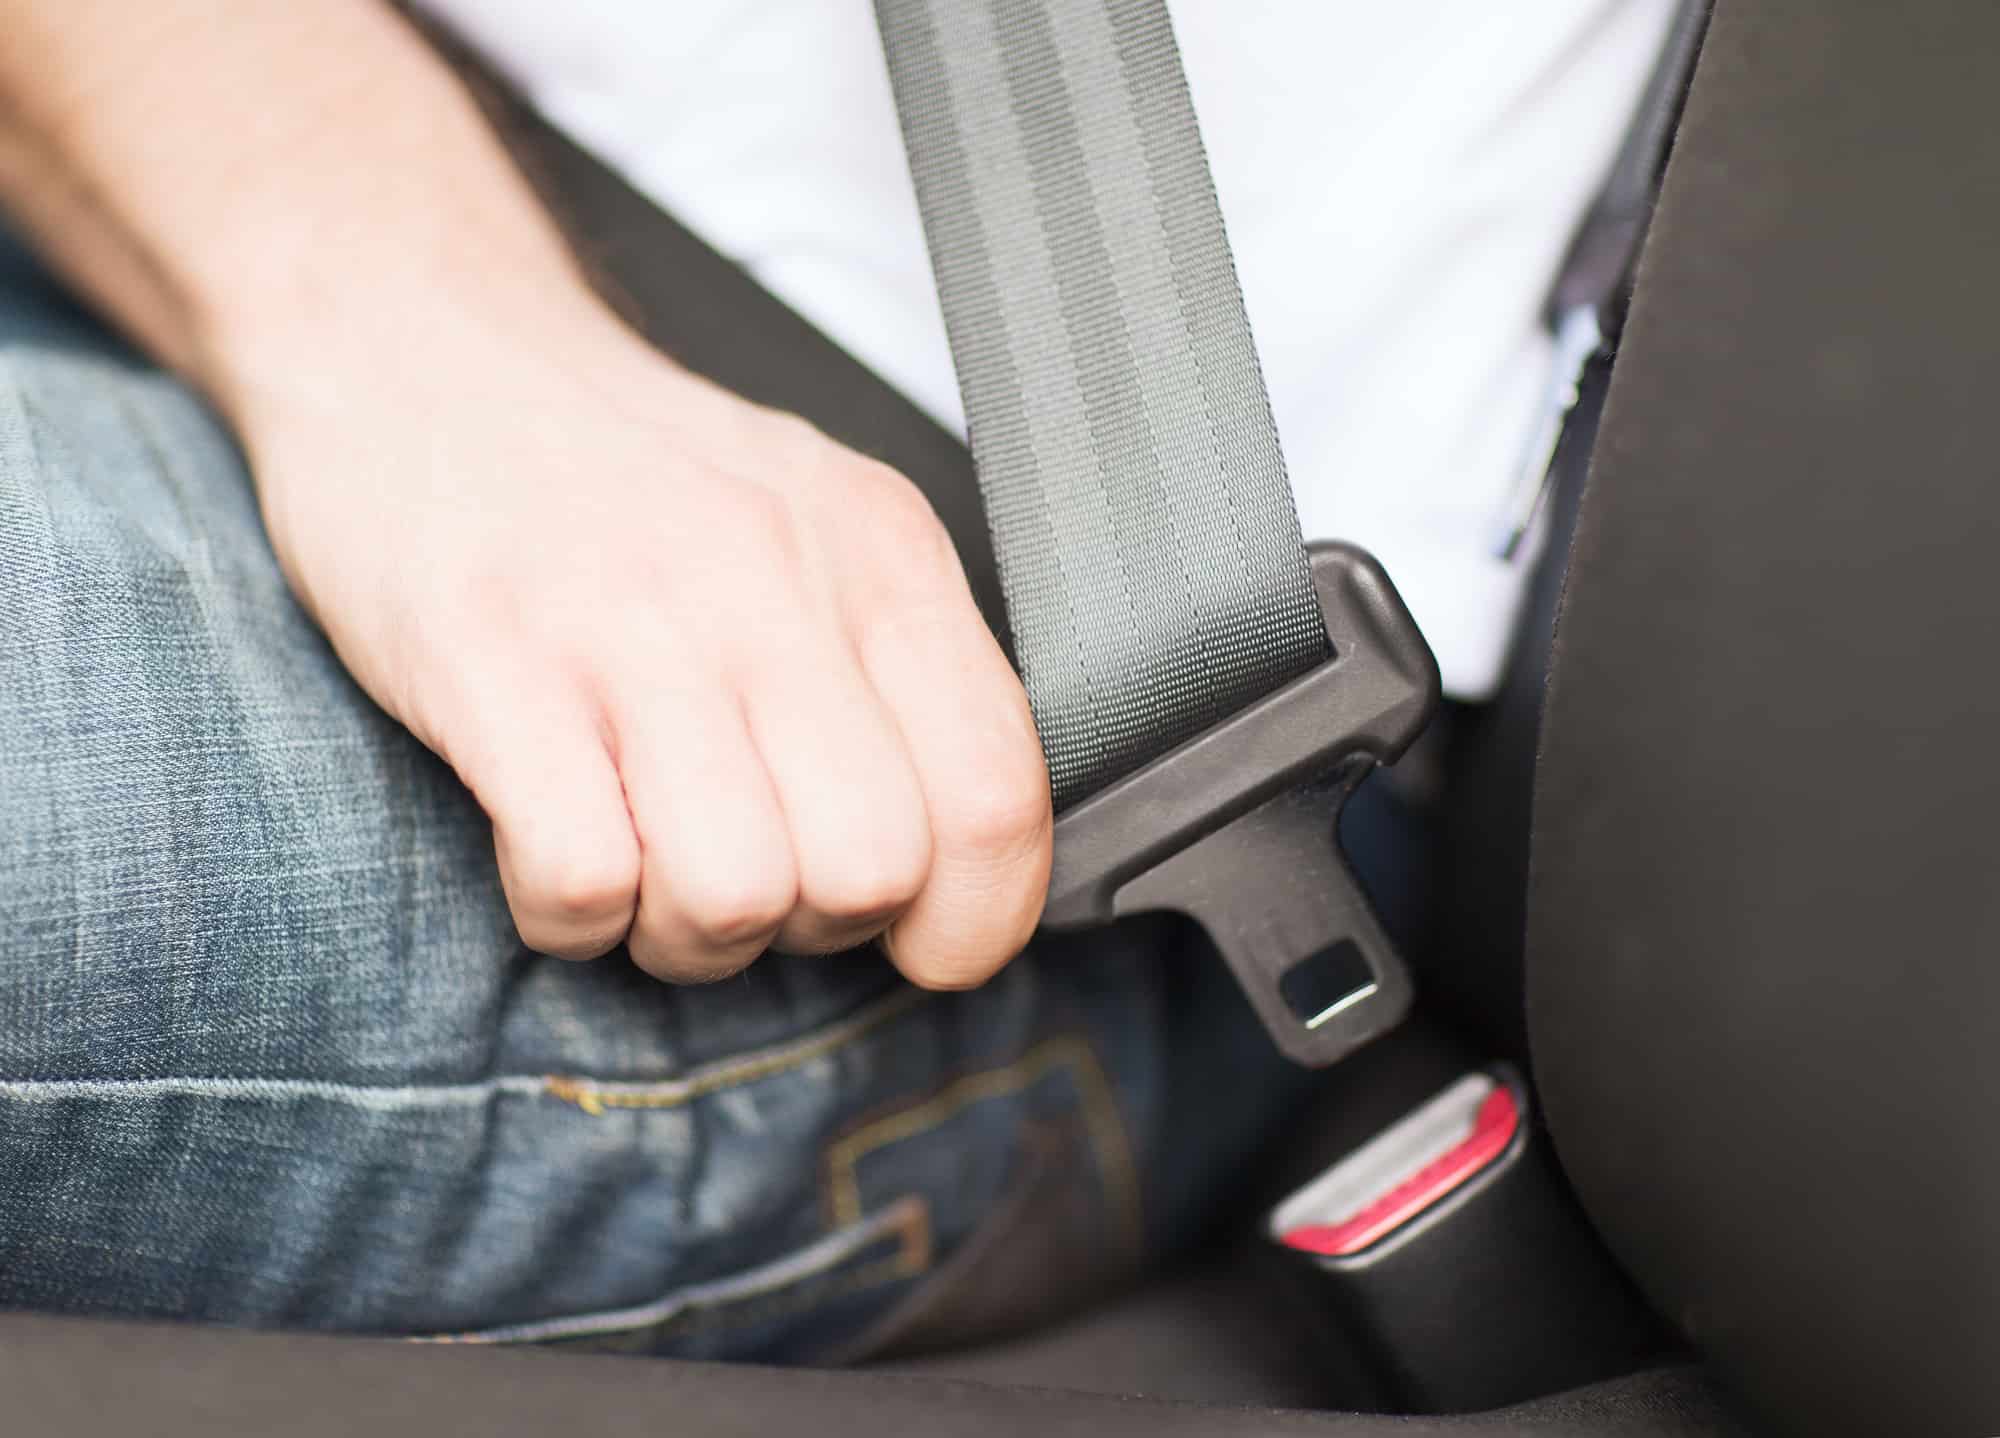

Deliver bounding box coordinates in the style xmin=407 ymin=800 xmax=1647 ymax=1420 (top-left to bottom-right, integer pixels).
xmin=209 ymin=238 xmax=673 ymax=457
xmin=200 ymin=201 xmax=602 ymax=403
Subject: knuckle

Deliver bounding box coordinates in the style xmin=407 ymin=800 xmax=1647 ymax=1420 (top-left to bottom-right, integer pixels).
xmin=422 ymin=562 xmax=526 ymax=656
xmin=803 ymin=838 xmax=930 ymax=922
xmin=752 ymin=405 xmax=814 ymax=444
xmin=771 ymin=410 xmax=832 ymax=455
xmin=864 ymin=470 xmax=961 ymax=583
xmin=824 ymin=461 xmax=963 ymax=601
xmin=940 ymin=761 xmax=1052 ymax=861
xmin=626 ymin=933 xmax=759 ymax=986
xmin=501 ymin=839 xmax=640 ymax=961
xmin=659 ymin=479 xmax=806 ymax=613
xmin=682 ymin=868 xmax=797 ymax=945
xmin=729 ymin=498 xmax=814 ymax=609
xmin=531 ymin=848 xmax=642 ymax=924
xmin=730 ymin=480 xmax=806 ymax=559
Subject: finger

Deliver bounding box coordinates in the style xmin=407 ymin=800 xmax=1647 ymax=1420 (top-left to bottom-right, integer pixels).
xmin=612 ymin=678 xmax=798 ymax=982
xmin=445 ymin=664 xmax=641 ymax=962
xmin=742 ymin=620 xmax=933 ymax=957
xmin=860 ymin=593 xmax=1052 ymax=990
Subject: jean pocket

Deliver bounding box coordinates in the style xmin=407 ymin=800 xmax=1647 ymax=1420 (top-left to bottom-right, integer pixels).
xmin=818 ymin=1034 xmax=1148 ymax=1363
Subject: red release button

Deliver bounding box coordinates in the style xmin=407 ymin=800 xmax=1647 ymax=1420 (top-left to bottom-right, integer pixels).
xmin=1276 ymin=1076 xmax=1522 ymax=1258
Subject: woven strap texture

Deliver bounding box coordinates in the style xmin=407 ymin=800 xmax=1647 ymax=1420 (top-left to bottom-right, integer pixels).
xmin=875 ymin=0 xmax=1327 ymax=807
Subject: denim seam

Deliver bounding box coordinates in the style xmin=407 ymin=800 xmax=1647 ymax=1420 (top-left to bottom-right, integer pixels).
xmin=418 ymin=1193 xmax=933 ymax=1346
xmin=821 ymin=1033 xmax=1144 ymax=1262
xmin=0 ymin=985 xmax=926 ymax=1110
xmin=541 ymin=984 xmax=927 ymax=1113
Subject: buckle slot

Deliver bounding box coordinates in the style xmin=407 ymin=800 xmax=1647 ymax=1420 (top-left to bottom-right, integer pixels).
xmin=1043 ymin=542 xmax=1440 ymax=1067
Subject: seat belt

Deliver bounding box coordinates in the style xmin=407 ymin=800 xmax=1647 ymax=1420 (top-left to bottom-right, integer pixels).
xmin=873 ymin=0 xmax=1437 ymax=1065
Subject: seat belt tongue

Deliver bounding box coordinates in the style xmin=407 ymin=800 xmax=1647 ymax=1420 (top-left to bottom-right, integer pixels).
xmin=1042 ymin=542 xmax=1437 ymax=1067
xmin=875 ymin=0 xmax=1438 ymax=1067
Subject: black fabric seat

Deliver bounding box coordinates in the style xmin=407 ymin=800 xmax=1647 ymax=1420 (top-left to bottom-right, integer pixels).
xmin=0 ymin=1311 xmax=1743 ymax=1437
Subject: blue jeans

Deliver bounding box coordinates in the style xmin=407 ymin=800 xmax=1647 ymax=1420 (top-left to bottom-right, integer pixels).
xmin=0 ymin=233 xmax=1403 ymax=1360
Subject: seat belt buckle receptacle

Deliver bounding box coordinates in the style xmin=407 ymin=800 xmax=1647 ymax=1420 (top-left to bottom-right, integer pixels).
xmin=1043 ymin=541 xmax=1440 ymax=1068
xmin=1264 ymin=1066 xmax=1669 ymax=1409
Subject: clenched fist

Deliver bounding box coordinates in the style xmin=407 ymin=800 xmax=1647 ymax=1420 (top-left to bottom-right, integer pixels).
xmin=239 ymin=300 xmax=1051 ymax=988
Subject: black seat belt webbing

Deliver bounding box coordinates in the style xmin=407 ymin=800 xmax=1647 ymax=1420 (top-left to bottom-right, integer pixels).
xmin=873 ymin=0 xmax=1329 ymax=809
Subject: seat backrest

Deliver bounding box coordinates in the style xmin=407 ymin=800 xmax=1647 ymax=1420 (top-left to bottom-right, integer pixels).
xmin=1529 ymin=1 xmax=2000 ymax=1433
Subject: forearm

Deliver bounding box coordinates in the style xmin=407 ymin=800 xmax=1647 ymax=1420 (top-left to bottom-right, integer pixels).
xmin=0 ymin=0 xmax=1053 ymax=991
xmin=0 ymin=0 xmax=620 ymax=429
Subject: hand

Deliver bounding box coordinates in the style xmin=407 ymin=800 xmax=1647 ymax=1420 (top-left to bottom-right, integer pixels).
xmin=238 ymin=299 xmax=1052 ymax=987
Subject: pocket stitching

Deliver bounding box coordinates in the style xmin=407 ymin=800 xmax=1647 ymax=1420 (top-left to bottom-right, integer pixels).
xmin=821 ymin=1033 xmax=1144 ymax=1264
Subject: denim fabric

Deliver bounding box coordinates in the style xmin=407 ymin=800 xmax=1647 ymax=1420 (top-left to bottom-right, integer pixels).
xmin=0 ymin=232 xmax=1334 ymax=1359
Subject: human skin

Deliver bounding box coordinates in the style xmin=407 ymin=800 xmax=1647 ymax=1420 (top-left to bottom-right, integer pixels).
xmin=0 ymin=0 xmax=1053 ymax=987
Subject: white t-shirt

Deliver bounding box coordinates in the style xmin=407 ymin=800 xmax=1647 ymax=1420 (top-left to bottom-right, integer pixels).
xmin=416 ymin=0 xmax=1675 ymax=698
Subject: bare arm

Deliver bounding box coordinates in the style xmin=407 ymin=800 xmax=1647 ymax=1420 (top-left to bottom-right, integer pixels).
xmin=0 ymin=3 xmax=591 ymax=408
xmin=0 ymin=0 xmax=1051 ymax=985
